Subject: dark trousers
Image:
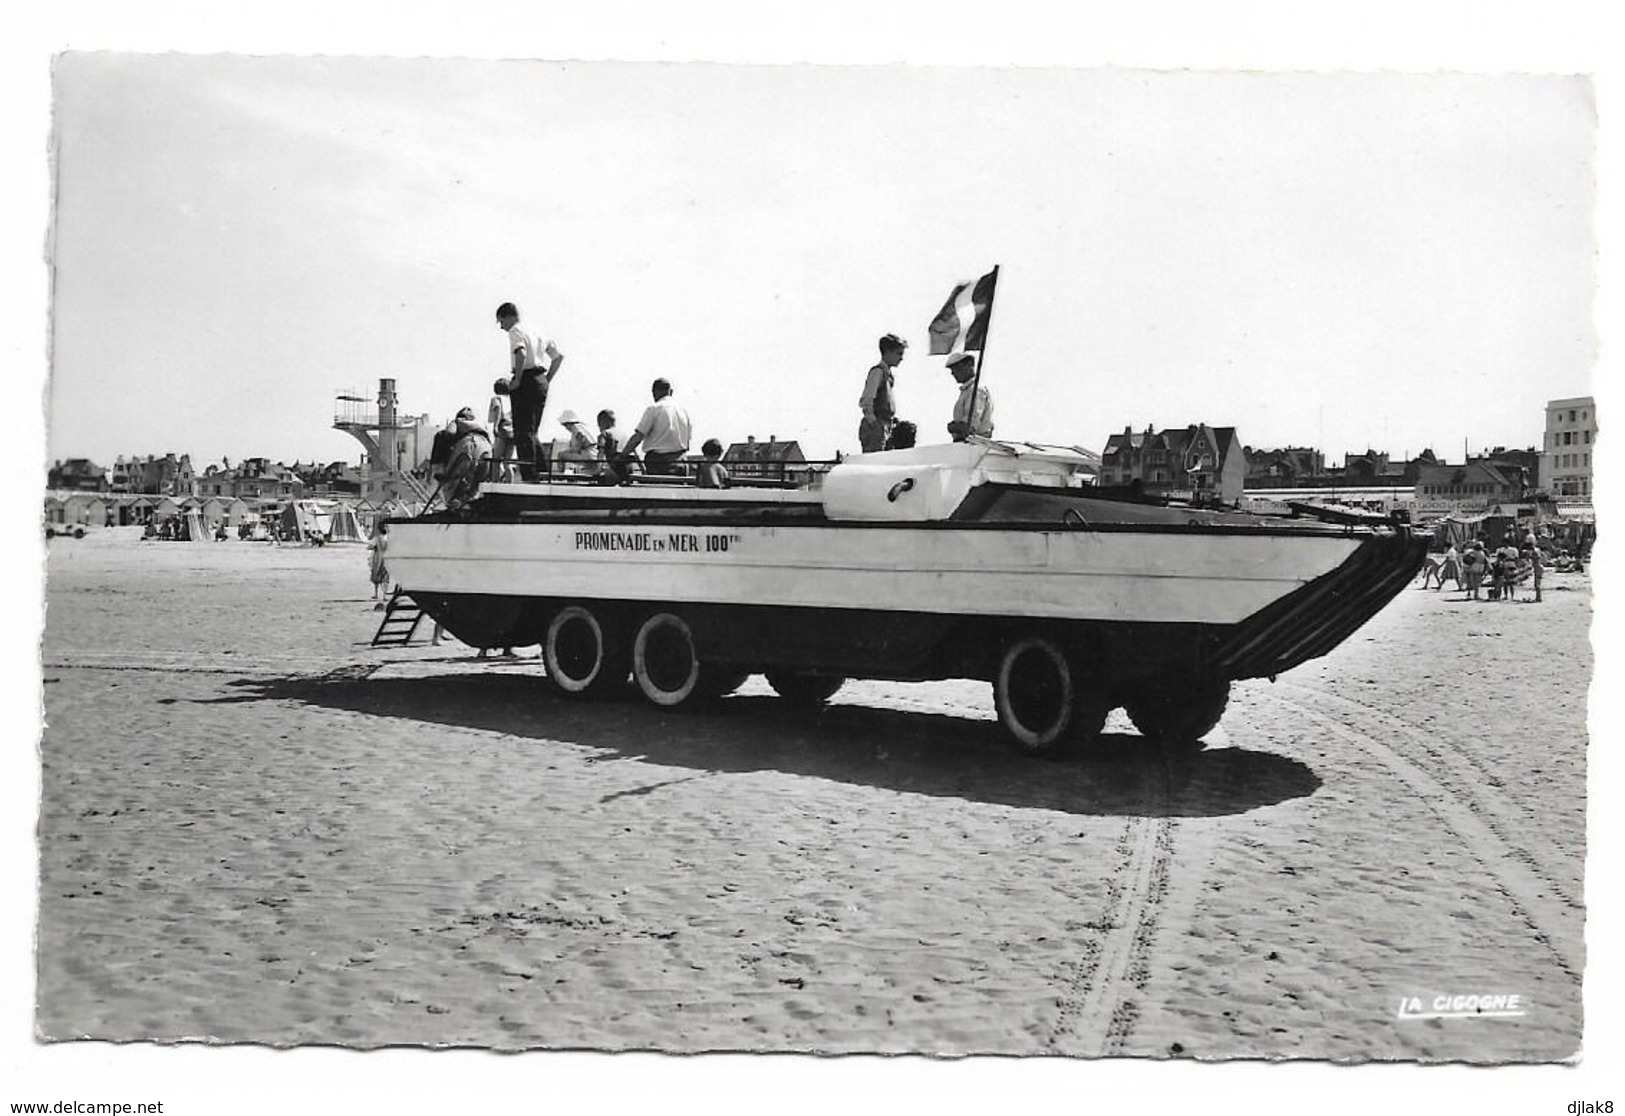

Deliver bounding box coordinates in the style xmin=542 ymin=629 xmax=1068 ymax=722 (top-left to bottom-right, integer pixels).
xmin=511 ymin=391 xmax=546 ymax=481
xmin=643 ymin=450 xmax=685 ymax=476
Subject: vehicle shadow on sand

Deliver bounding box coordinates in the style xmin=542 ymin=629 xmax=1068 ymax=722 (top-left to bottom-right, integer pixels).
xmin=208 ymin=671 xmax=1321 ymax=819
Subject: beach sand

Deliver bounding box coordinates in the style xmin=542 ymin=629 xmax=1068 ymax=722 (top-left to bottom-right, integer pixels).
xmin=36 ymin=528 xmax=1588 ymax=1059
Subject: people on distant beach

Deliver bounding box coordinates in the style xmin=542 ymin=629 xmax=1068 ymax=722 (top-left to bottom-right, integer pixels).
xmin=1419 ymin=553 xmax=1443 ymax=590
xmin=495 ymin=301 xmax=564 ymax=482
xmin=369 ymin=522 xmax=391 ymax=606
xmin=697 ymin=438 xmax=729 ymax=488
xmin=1494 ymin=538 xmax=1521 ymax=602
xmin=1437 ymin=543 xmax=1462 ymax=592
xmin=620 ymin=378 xmax=692 ymax=476
xmin=555 ymin=410 xmax=600 ymax=468
xmin=859 ymin=333 xmax=907 ymax=453
xmin=1460 ymin=541 xmax=1486 ymax=600
xmin=945 ymin=352 xmax=994 ymax=441
xmin=1528 ymin=543 xmax=1545 ymax=603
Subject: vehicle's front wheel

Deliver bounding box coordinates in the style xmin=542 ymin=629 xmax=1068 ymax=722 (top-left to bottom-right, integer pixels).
xmin=994 ymin=636 xmax=1107 ymax=756
xmin=1124 ymin=677 xmax=1230 ymax=753
xmin=543 ymin=604 xmax=627 ymax=698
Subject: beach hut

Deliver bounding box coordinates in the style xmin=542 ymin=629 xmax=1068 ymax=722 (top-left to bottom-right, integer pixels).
xmin=224 ymin=497 xmax=252 ymax=527
xmin=43 ymin=494 xmax=66 ymax=526
xmin=200 ymin=496 xmax=229 ymax=534
xmin=153 ymin=495 xmax=182 ymax=519
xmin=123 ymin=494 xmax=158 ymax=526
xmin=63 ymin=493 xmax=108 ymax=528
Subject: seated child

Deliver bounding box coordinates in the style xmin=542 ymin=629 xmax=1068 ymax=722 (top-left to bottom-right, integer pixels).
xmin=697 ymin=438 xmax=729 ymax=488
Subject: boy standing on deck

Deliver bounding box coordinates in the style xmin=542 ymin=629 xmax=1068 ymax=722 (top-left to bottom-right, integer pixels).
xmin=495 ymin=302 xmax=564 ymax=481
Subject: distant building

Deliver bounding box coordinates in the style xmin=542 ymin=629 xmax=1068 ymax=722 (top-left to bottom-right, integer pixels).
xmin=104 ymin=453 xmax=195 ymax=496
xmin=47 ymin=458 xmax=108 ymax=492
xmin=1542 ymin=396 xmax=1595 ymax=497
xmin=220 ymin=457 xmax=307 ymax=502
xmin=1101 ymin=424 xmax=1245 ymax=503
xmin=723 ymin=435 xmax=806 ymax=481
xmin=1477 ymin=446 xmax=1541 ymax=491
xmin=1341 ymin=449 xmax=1407 ymax=483
xmin=1244 ymin=446 xmax=1325 ymax=486
xmin=1413 ymin=460 xmax=1526 ymax=507
xmin=295 ymin=460 xmax=366 ymax=497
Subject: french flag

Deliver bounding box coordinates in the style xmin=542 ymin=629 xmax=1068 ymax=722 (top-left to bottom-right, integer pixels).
xmin=927 ymin=268 xmax=998 ymax=354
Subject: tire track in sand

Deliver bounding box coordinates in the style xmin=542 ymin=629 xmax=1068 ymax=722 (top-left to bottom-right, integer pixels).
xmin=1048 ymin=756 xmax=1176 ymax=1056
xmin=1273 ymin=680 xmax=1582 ymax=916
xmin=1259 ymin=687 xmax=1581 ymax=984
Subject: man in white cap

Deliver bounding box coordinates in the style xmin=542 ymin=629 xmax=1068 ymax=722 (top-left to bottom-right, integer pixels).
xmin=945 ymin=352 xmax=994 ymax=441
xmin=555 ymin=409 xmax=600 ymax=467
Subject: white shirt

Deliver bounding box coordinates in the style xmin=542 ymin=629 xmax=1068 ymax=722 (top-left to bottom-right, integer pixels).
xmin=953 ymin=379 xmax=994 ymax=437
xmin=633 ymin=397 xmax=693 ymax=455
xmin=507 ymin=324 xmax=537 ymax=371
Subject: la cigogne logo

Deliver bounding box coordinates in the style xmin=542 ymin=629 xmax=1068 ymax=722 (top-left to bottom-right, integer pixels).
xmin=1395 ymin=992 xmax=1527 ymax=1020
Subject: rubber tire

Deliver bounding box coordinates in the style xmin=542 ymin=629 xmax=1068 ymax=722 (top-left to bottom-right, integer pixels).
xmin=994 ymin=636 xmax=1106 ymax=756
xmin=764 ymin=671 xmax=846 ymax=705
xmin=1124 ymin=678 xmax=1230 ymax=753
xmin=543 ymin=604 xmax=626 ymax=698
xmin=632 ymin=612 xmax=712 ymax=709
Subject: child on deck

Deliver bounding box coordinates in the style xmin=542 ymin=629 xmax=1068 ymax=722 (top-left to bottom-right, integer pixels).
xmin=697 ymin=438 xmax=729 ymax=488
xmin=488 ymin=380 xmax=516 ymax=483
xmin=596 ymin=409 xmax=630 ymax=484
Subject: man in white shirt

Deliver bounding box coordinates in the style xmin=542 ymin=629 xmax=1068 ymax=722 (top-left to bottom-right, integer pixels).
xmin=495 ymin=301 xmax=564 ymax=480
xmin=620 ymin=378 xmax=693 ymax=476
xmin=946 ymin=352 xmax=994 ymax=441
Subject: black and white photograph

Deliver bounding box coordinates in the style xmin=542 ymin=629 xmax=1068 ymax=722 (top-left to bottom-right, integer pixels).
xmin=9 ymin=5 xmax=1620 ymax=1114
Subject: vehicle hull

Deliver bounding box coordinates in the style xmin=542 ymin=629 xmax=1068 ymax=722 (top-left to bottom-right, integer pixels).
xmin=384 ymin=486 xmax=1425 ymax=691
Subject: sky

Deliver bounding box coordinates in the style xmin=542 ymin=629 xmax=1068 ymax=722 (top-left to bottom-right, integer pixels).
xmin=45 ymin=53 xmax=1595 ymax=469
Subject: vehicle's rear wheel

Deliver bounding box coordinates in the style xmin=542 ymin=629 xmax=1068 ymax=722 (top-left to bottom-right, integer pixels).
xmin=994 ymin=636 xmax=1107 ymax=756
xmin=543 ymin=604 xmax=627 ymax=698
xmin=632 ymin=612 xmax=715 ymax=709
xmin=764 ymin=670 xmax=846 ymax=705
xmin=1124 ymin=677 xmax=1230 ymax=753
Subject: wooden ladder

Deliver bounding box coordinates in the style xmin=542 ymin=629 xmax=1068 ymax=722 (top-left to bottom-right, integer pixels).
xmin=372 ymin=589 xmax=426 ymax=646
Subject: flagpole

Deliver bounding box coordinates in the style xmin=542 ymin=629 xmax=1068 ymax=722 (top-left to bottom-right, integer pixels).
xmin=966 ymin=265 xmax=999 ymax=439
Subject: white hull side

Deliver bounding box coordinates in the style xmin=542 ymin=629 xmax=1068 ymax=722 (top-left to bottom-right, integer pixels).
xmin=386 ymin=521 xmax=1363 ymax=626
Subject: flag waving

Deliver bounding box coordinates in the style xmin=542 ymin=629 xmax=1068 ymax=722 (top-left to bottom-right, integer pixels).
xmin=927 ymin=268 xmax=999 ymax=355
